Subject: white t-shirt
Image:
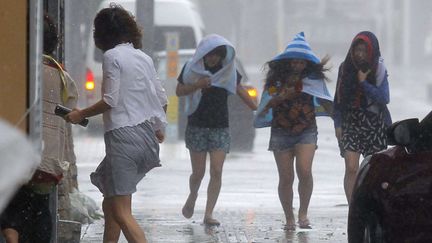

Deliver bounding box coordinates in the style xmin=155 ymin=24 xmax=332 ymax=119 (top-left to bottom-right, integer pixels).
xmin=102 ymin=43 xmax=167 ymax=132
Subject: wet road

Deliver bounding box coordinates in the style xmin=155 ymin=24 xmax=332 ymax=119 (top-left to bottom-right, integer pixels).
xmin=77 ymin=65 xmax=432 ymax=242
xmin=77 ymin=118 xmax=350 ymax=242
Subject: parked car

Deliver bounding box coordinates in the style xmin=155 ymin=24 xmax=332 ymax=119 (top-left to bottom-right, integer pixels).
xmin=228 ymin=59 xmax=258 ymax=151
xmin=154 ymin=50 xmax=258 ymax=151
xmin=348 ymin=111 xmax=432 ymax=243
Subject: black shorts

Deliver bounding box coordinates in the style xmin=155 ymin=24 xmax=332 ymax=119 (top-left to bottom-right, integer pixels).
xmin=0 ymin=186 xmax=52 ymax=243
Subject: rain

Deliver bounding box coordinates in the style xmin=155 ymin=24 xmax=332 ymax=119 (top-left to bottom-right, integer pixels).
xmin=1 ymin=0 xmax=432 ymax=242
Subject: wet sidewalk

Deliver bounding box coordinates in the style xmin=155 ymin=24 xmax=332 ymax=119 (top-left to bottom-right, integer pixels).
xmin=75 ymin=64 xmax=432 ymax=243
xmin=80 ymin=207 xmax=348 ymax=242
xmin=76 ymin=120 xmax=349 ymax=242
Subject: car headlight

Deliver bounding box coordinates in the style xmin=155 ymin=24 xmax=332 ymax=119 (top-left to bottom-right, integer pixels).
xmin=247 ymin=88 xmax=257 ymax=98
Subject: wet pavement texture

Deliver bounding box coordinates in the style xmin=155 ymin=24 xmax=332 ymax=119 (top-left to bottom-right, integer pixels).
xmin=81 ymin=207 xmax=348 ymax=242
xmin=77 ymin=118 xmax=350 ymax=243
xmin=77 ymin=66 xmax=432 ymax=242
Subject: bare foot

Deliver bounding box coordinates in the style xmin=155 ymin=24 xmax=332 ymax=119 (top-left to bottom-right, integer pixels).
xmin=284 ymin=217 xmax=296 ymax=231
xmin=203 ymin=217 xmax=220 ymax=226
xmin=284 ymin=223 xmax=296 ymax=231
xmin=298 ymin=212 xmax=312 ymax=229
xmin=182 ymin=193 xmax=197 ymax=219
xmin=298 ymin=218 xmax=312 ymax=229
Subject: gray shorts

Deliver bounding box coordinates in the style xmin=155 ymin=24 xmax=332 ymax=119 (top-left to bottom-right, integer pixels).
xmin=90 ymin=121 xmax=161 ymax=198
xmin=268 ymin=126 xmax=318 ymax=152
xmin=185 ymin=125 xmax=230 ymax=153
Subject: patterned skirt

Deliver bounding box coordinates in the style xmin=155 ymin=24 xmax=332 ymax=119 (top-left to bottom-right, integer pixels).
xmin=340 ymin=109 xmax=388 ymax=157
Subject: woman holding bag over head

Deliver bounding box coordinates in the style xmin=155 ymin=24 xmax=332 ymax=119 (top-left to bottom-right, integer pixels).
xmin=176 ymin=34 xmax=257 ymax=226
xmin=257 ymin=32 xmax=332 ymax=230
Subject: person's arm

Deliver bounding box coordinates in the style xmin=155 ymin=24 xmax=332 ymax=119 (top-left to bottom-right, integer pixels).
xmin=153 ymin=67 xmax=168 ymax=113
xmin=333 ymin=108 xmax=342 ymax=128
xmin=333 ymin=65 xmax=344 ymax=129
xmin=263 ymin=87 xmax=296 ymax=112
xmin=65 ymin=99 xmax=111 ymax=124
xmin=361 ymin=73 xmax=390 ymax=105
xmin=67 ymin=49 xmax=118 ymax=124
xmin=176 ymin=77 xmax=211 ymax=96
xmin=236 ymin=85 xmax=257 ymax=110
xmin=317 ymin=98 xmax=334 ymax=117
xmin=155 ymin=130 xmax=165 ymax=143
xmin=64 ymin=72 xmax=79 ymax=109
xmin=333 ymin=90 xmax=343 ymax=144
xmin=333 ymin=96 xmax=342 ymax=141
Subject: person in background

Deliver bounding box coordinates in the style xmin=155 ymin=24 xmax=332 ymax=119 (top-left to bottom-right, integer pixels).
xmin=176 ymin=34 xmax=257 ymax=226
xmin=333 ymin=31 xmax=391 ymax=204
xmin=260 ymin=32 xmax=332 ymax=230
xmin=0 ymin=13 xmax=78 ymax=243
xmin=66 ymin=4 xmax=167 ymax=243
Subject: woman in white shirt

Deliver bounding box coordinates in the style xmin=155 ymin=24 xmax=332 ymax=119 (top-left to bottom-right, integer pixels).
xmin=66 ymin=4 xmax=167 ymax=242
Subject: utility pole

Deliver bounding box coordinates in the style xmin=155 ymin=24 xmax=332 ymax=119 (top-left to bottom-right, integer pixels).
xmin=136 ymin=0 xmax=154 ymax=57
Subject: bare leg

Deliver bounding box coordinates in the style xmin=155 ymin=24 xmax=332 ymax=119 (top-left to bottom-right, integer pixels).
xmin=273 ymin=150 xmax=296 ymax=228
xmin=102 ymin=199 xmax=121 ymax=243
xmin=344 ymin=150 xmax=361 ymax=204
xmin=104 ymin=195 xmax=147 ymax=243
xmin=295 ymin=144 xmax=316 ymax=225
xmin=203 ymin=150 xmax=226 ymax=225
xmin=182 ymin=151 xmax=207 ymax=218
xmin=2 ymin=228 xmax=19 ymax=243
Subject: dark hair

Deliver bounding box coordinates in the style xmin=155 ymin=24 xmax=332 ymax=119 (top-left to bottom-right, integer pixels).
xmin=264 ymin=56 xmax=330 ymax=88
xmin=205 ymin=45 xmax=227 ymax=59
xmin=43 ymin=13 xmax=58 ymax=55
xmin=93 ymin=4 xmax=142 ymax=51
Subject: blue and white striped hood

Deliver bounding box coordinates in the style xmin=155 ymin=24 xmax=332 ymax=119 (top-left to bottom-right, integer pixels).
xmin=272 ymin=32 xmax=320 ymax=64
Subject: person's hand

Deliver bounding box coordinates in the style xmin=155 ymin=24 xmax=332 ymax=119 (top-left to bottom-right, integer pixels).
xmin=280 ymin=87 xmax=296 ymax=99
xmin=195 ymin=77 xmax=211 ymax=89
xmin=262 ymin=95 xmax=283 ymax=114
xmin=64 ymin=108 xmax=84 ymax=124
xmin=259 ymin=105 xmax=270 ymax=116
xmin=357 ymin=69 xmax=371 ymax=83
xmin=155 ymin=130 xmax=165 ymax=143
xmin=335 ymin=127 xmax=342 ymax=141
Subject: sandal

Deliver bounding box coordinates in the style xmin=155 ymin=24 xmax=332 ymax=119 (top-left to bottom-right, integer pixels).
xmin=298 ymin=219 xmax=312 ymax=229
xmin=203 ymin=218 xmax=220 ymax=226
